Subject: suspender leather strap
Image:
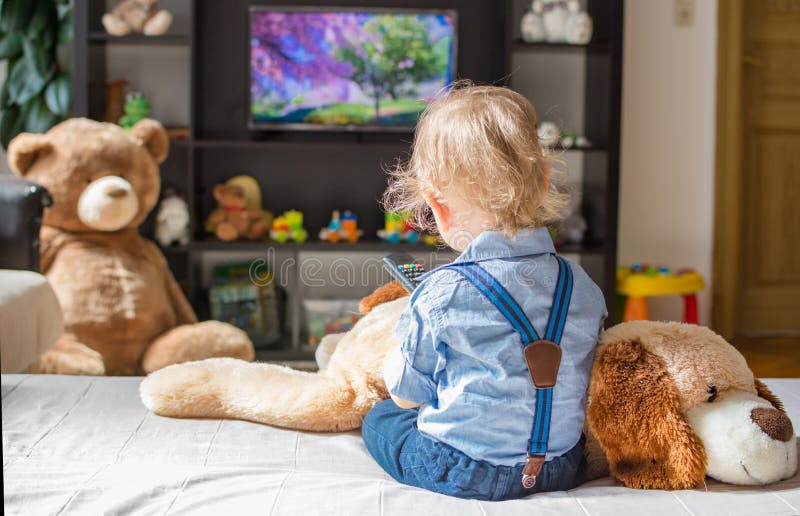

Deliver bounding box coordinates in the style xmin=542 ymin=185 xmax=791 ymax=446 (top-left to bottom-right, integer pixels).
xmin=446 ymin=255 xmax=574 ymax=488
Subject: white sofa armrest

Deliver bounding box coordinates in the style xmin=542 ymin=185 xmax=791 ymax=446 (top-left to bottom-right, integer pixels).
xmin=0 ymin=270 xmax=62 ymax=373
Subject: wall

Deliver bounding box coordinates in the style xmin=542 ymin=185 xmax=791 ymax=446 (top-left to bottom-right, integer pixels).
xmin=618 ymin=0 xmax=718 ymax=324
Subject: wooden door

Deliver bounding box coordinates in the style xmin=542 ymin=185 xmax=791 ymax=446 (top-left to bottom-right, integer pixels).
xmin=714 ymin=0 xmax=800 ymax=337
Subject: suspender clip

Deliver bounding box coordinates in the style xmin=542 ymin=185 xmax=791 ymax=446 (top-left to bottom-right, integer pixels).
xmin=522 ymin=453 xmax=546 ymax=488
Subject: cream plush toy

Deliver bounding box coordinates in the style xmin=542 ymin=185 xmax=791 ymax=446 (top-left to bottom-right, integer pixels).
xmin=141 ymin=284 xmax=797 ymax=488
xmin=103 ymin=0 xmax=173 ymax=37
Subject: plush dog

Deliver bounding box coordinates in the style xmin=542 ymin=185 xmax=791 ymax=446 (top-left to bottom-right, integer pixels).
xmin=587 ymin=321 xmax=796 ymax=488
xmin=8 ymin=118 xmax=254 ymax=375
xmin=141 ymin=283 xmax=797 ymax=487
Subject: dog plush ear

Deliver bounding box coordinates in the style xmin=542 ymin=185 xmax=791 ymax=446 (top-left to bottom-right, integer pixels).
xmin=358 ymin=281 xmax=409 ymax=315
xmin=587 ymin=337 xmax=707 ymax=490
xmin=754 ymin=378 xmax=785 ymax=412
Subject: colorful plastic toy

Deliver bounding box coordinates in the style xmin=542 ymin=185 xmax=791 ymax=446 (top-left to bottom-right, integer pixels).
xmin=617 ymin=264 xmax=705 ymax=324
xmin=377 ymin=211 xmax=421 ymax=244
xmin=319 ymin=210 xmax=362 ymax=244
xmin=270 ymin=210 xmax=308 ymax=243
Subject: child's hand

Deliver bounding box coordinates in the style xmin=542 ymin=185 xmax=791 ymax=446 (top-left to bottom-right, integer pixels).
xmin=390 ymin=393 xmax=422 ymax=409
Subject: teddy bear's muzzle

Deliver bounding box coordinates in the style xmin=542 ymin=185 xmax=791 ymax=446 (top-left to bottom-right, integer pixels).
xmin=751 ymin=407 xmax=794 ymax=442
xmin=77 ymin=176 xmax=140 ymax=232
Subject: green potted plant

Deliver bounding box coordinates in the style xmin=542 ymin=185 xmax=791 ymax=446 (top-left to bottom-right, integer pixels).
xmin=0 ymin=0 xmax=73 ymax=149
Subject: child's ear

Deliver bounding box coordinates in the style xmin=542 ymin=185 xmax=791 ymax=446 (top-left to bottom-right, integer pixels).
xmin=423 ymin=192 xmax=450 ymax=233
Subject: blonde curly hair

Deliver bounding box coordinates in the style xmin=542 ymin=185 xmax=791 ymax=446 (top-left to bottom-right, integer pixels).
xmin=383 ymin=81 xmax=569 ymax=237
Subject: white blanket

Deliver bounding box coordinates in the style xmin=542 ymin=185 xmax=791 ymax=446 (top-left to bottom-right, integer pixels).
xmin=3 ymin=375 xmax=800 ymax=515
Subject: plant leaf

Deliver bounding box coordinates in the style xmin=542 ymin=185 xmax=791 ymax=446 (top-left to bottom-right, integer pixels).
xmin=0 ymin=31 xmax=22 ymax=59
xmin=0 ymin=75 xmax=10 ymax=108
xmin=22 ymin=96 xmax=59 ymax=134
xmin=57 ymin=8 xmax=72 ymax=45
xmin=0 ymin=105 xmax=24 ymax=149
xmin=7 ymin=56 xmax=48 ymax=104
xmin=26 ymin=0 xmax=54 ymax=40
xmin=0 ymin=0 xmax=34 ymax=34
xmin=22 ymin=38 xmax=55 ymax=82
xmin=44 ymin=71 xmax=70 ymax=116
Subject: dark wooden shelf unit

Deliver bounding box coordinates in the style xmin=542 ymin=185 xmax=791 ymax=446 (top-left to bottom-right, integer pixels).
xmin=72 ymin=0 xmax=623 ymax=357
xmin=87 ymin=32 xmax=191 ymax=45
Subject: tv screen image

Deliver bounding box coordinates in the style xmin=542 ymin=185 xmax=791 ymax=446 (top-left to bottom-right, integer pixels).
xmin=249 ymin=7 xmax=457 ymax=130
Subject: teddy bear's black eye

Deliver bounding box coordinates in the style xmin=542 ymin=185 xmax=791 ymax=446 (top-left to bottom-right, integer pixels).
xmin=707 ymin=385 xmax=718 ymax=402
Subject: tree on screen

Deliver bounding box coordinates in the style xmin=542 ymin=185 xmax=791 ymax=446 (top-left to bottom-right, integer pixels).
xmin=335 ymin=15 xmax=446 ymax=119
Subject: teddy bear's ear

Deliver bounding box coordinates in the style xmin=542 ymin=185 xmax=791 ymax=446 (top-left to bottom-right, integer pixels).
xmin=7 ymin=133 xmax=52 ymax=176
xmin=587 ymin=337 xmax=707 ymax=490
xmin=358 ymin=281 xmax=409 ymax=315
xmin=754 ymin=378 xmax=785 ymax=412
xmin=131 ymin=119 xmax=169 ymax=164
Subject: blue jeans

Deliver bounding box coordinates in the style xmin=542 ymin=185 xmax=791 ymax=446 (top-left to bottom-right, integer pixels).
xmin=362 ymin=400 xmax=587 ymax=501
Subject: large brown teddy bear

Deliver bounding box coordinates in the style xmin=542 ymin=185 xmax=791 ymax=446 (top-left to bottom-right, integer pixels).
xmin=8 ymin=118 xmax=254 ymax=375
xmin=142 ymin=283 xmax=796 ymax=488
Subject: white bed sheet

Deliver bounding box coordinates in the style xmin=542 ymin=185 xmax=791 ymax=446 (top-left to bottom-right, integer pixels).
xmin=3 ymin=375 xmax=800 ymax=516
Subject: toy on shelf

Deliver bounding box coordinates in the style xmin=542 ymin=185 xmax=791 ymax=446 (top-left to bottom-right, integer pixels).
xmin=377 ymin=211 xmax=438 ymax=245
xmin=103 ymin=0 xmax=173 ymax=36
xmin=537 ymin=121 xmax=561 ymax=148
xmin=119 ymin=92 xmax=151 ymax=130
xmin=319 ymin=210 xmax=363 ymax=244
xmin=554 ymin=206 xmax=587 ymax=246
xmin=617 ymin=265 xmax=705 ymax=324
xmin=154 ymin=187 xmax=190 ymax=247
xmin=520 ymin=0 xmax=593 ymax=45
xmin=205 ymin=175 xmax=273 ymax=241
xmin=539 ymin=124 xmax=593 ymax=150
xmin=270 ymin=210 xmax=308 ymax=243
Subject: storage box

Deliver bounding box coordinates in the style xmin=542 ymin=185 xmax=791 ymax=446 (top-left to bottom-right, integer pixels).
xmin=303 ymin=299 xmax=362 ymax=346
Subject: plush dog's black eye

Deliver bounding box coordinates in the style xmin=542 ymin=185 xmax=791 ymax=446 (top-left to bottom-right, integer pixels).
xmin=707 ymin=385 xmax=718 ymax=402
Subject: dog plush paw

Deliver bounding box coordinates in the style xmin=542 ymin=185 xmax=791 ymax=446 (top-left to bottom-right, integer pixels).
xmin=140 ymin=358 xmax=242 ymax=417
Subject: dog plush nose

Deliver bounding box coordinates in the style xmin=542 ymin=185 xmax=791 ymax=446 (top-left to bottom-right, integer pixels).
xmin=751 ymin=407 xmax=794 ymax=442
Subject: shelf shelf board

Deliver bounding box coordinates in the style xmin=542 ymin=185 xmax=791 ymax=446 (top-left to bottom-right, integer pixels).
xmin=88 ymin=33 xmax=190 ymax=45
xmin=166 ymin=239 xmax=604 ymax=256
xmin=254 ymin=349 xmax=316 ymax=363
xmin=194 ymin=138 xmax=410 ymax=151
xmin=188 ymin=239 xmax=451 ymax=253
xmin=549 ymin=143 xmax=607 ymax=153
xmin=513 ymin=40 xmax=610 ymax=53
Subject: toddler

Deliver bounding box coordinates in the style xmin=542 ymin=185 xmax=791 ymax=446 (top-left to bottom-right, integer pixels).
xmin=362 ymin=83 xmax=607 ymax=501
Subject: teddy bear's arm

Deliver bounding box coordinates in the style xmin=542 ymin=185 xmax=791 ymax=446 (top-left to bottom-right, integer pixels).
xmin=141 ymin=240 xmax=197 ymax=325
xmin=163 ymin=265 xmax=197 ymax=325
xmin=38 ymin=226 xmax=68 ymax=274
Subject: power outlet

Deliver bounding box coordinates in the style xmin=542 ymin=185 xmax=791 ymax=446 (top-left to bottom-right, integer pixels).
xmin=674 ymin=0 xmax=694 ymax=27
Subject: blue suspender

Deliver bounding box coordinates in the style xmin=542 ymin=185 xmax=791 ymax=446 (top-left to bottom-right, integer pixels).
xmin=445 ymin=255 xmax=574 ymax=488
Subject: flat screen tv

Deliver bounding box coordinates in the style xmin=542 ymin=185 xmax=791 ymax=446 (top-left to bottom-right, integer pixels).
xmin=249 ymin=7 xmax=457 ymax=131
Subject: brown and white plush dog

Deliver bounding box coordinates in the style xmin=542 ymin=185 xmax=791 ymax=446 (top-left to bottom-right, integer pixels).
xmin=141 ymin=284 xmax=797 ymax=488
xmin=587 ymin=321 xmax=796 ymax=489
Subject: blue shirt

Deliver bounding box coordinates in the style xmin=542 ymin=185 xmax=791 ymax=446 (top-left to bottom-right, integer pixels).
xmin=382 ymin=228 xmax=606 ymax=466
